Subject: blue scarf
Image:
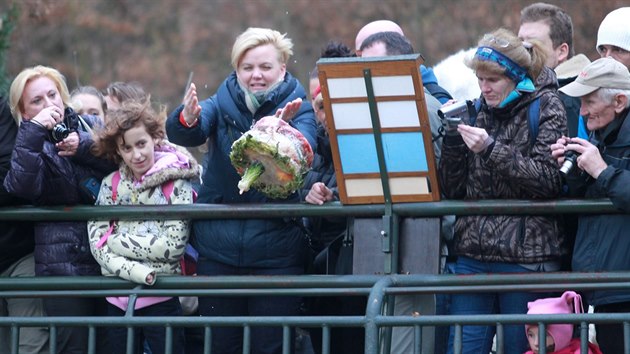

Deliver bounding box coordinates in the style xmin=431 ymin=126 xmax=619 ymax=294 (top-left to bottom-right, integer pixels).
xmin=498 ymin=77 xmax=535 ymax=108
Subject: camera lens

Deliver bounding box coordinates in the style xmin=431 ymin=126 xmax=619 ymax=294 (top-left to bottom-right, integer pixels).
xmin=51 ymin=123 xmax=70 ymax=143
xmin=559 ymin=150 xmax=578 ymax=176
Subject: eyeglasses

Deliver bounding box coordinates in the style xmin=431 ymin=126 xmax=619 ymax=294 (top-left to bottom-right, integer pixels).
xmin=483 ymin=34 xmax=510 ymax=48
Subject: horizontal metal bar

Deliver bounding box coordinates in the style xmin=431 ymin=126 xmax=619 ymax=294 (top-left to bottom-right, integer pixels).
xmin=374 ymin=313 xmax=630 ymax=326
xmin=2 ymin=313 xmax=629 ymax=327
xmin=0 ymin=198 xmax=617 ymax=221
xmin=3 ymin=272 xmax=630 ymax=292
xmin=0 ymin=275 xmax=381 ymax=290
xmin=0 ymin=288 xmax=374 ymax=298
xmin=0 ymin=316 xmax=367 ymax=327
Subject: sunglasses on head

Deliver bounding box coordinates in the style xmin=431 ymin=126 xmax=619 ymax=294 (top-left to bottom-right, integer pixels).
xmin=483 ymin=34 xmax=510 ymax=48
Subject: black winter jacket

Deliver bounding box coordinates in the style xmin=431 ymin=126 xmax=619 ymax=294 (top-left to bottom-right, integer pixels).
xmin=569 ymin=108 xmax=630 ymax=306
xmin=0 ymin=96 xmax=34 ymax=273
xmin=3 ymin=113 xmax=113 ymax=276
xmin=298 ymin=126 xmax=346 ymax=250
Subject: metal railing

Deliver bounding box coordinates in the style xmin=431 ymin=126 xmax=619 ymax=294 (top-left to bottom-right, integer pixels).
xmin=0 ymin=198 xmax=626 ymax=354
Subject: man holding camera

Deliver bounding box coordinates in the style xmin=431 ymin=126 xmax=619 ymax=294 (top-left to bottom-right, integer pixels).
xmin=550 ymin=57 xmax=630 ymax=353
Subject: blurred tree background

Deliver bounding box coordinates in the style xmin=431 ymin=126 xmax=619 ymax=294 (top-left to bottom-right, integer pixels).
xmin=0 ymin=0 xmax=626 ymax=107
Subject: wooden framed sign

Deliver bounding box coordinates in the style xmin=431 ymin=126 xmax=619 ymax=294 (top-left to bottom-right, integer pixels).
xmin=316 ymin=54 xmax=440 ymax=204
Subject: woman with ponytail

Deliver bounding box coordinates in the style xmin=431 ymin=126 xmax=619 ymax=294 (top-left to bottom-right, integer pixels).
xmin=438 ymin=28 xmax=568 ymax=354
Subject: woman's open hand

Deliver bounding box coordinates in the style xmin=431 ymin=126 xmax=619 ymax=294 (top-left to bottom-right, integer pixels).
xmin=275 ymin=98 xmax=302 ymax=122
xmin=182 ymin=83 xmax=202 ymax=125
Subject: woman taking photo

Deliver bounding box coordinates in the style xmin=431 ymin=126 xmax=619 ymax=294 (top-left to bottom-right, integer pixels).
xmin=438 ymin=29 xmax=568 ymax=354
xmin=4 ymin=65 xmax=114 ymax=354
xmin=166 ymin=27 xmax=317 ymax=354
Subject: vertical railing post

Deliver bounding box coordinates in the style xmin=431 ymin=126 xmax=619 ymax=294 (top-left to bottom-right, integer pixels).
xmin=363 ymin=68 xmax=399 ymax=276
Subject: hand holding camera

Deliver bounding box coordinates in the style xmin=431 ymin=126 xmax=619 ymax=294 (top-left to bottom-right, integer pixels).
xmin=438 ymin=99 xmax=475 ymax=135
xmin=553 ymin=137 xmax=608 ymax=179
xmin=552 ymin=136 xmax=581 ymax=176
xmin=53 ymin=108 xmax=81 ymax=157
xmin=50 ymin=107 xmax=80 ymax=143
xmin=31 ymin=106 xmax=64 ymax=131
xmin=559 ymin=150 xmax=579 ymax=176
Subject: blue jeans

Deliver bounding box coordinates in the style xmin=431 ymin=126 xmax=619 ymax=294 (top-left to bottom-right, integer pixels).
xmin=435 ymin=261 xmax=456 ymax=354
xmin=446 ymin=256 xmax=552 ymax=354
xmin=196 ymin=259 xmax=303 ymax=354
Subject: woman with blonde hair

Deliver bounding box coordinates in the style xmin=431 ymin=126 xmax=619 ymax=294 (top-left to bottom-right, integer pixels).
xmin=4 ymin=65 xmax=114 ymax=354
xmin=166 ymin=27 xmax=317 ymax=354
xmin=439 ymin=28 xmax=568 ymax=354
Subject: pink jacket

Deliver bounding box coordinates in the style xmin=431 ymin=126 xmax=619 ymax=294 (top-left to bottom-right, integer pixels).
xmin=524 ymin=338 xmax=603 ymax=354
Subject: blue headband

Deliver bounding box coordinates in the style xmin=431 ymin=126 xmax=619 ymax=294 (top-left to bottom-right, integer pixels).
xmin=475 ymin=46 xmax=527 ymax=83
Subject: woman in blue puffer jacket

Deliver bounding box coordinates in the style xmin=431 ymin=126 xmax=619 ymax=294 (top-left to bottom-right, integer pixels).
xmin=166 ymin=27 xmax=317 ymax=354
xmin=4 ymin=65 xmax=115 ymax=354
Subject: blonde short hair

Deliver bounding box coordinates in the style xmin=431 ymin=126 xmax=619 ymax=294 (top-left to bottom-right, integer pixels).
xmin=467 ymin=28 xmax=547 ymax=81
xmin=9 ymin=65 xmax=72 ymax=125
xmin=230 ymin=27 xmax=293 ymax=70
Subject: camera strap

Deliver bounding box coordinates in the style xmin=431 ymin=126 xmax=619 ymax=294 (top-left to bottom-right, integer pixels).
xmin=96 ymin=171 xmax=177 ymax=249
xmin=77 ymin=116 xmax=94 ymax=136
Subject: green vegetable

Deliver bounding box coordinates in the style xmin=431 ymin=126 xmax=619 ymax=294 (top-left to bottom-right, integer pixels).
xmin=229 ymin=116 xmax=314 ymax=199
xmin=237 ymin=162 xmax=265 ymax=195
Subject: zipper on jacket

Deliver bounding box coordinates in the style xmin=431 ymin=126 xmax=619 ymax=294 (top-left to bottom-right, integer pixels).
xmin=478 ymin=217 xmax=488 ymax=262
xmin=518 ymin=217 xmax=526 ymax=249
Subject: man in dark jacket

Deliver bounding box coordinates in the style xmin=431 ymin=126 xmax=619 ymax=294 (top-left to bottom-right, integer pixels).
xmin=0 ymin=96 xmax=49 ymax=353
xmin=552 ymin=57 xmax=630 ymax=353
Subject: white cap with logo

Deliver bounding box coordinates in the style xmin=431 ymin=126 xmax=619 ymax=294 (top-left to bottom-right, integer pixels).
xmin=559 ymin=57 xmax=630 ymax=97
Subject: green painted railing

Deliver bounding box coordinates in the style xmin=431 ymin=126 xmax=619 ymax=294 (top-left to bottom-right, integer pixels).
xmin=1 ymin=198 xmax=627 ymax=354
xmin=0 ymin=198 xmax=618 ymax=221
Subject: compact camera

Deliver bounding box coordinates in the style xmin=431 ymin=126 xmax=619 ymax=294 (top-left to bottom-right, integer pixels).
xmin=50 ymin=107 xmax=80 ymax=143
xmin=559 ymin=150 xmax=579 ymax=176
xmin=437 ymin=100 xmax=475 ymax=128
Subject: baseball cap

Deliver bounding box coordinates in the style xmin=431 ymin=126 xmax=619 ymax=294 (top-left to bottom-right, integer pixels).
xmin=559 ymin=57 xmax=630 ymax=97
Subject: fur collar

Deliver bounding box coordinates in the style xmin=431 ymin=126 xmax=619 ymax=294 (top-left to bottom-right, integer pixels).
xmin=555 ymin=54 xmax=591 ymax=80
xmin=118 ymin=141 xmax=200 ymax=191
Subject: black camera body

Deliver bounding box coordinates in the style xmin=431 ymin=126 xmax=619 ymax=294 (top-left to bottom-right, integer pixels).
xmin=438 ymin=100 xmax=475 ymax=129
xmin=50 ymin=107 xmax=80 ymax=143
xmin=560 ymin=150 xmax=579 ymax=176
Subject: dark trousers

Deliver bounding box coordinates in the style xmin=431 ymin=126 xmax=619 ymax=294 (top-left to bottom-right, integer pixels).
xmin=106 ymin=297 xmax=185 ymax=354
xmin=196 ymin=259 xmax=303 ymax=354
xmin=595 ymin=301 xmax=630 ymax=353
xmin=306 ymin=295 xmax=366 ymax=354
xmin=44 ymin=297 xmax=108 ymax=354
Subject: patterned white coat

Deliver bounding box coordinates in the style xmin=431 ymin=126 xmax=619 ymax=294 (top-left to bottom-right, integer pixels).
xmin=87 ymin=142 xmax=199 ymax=285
